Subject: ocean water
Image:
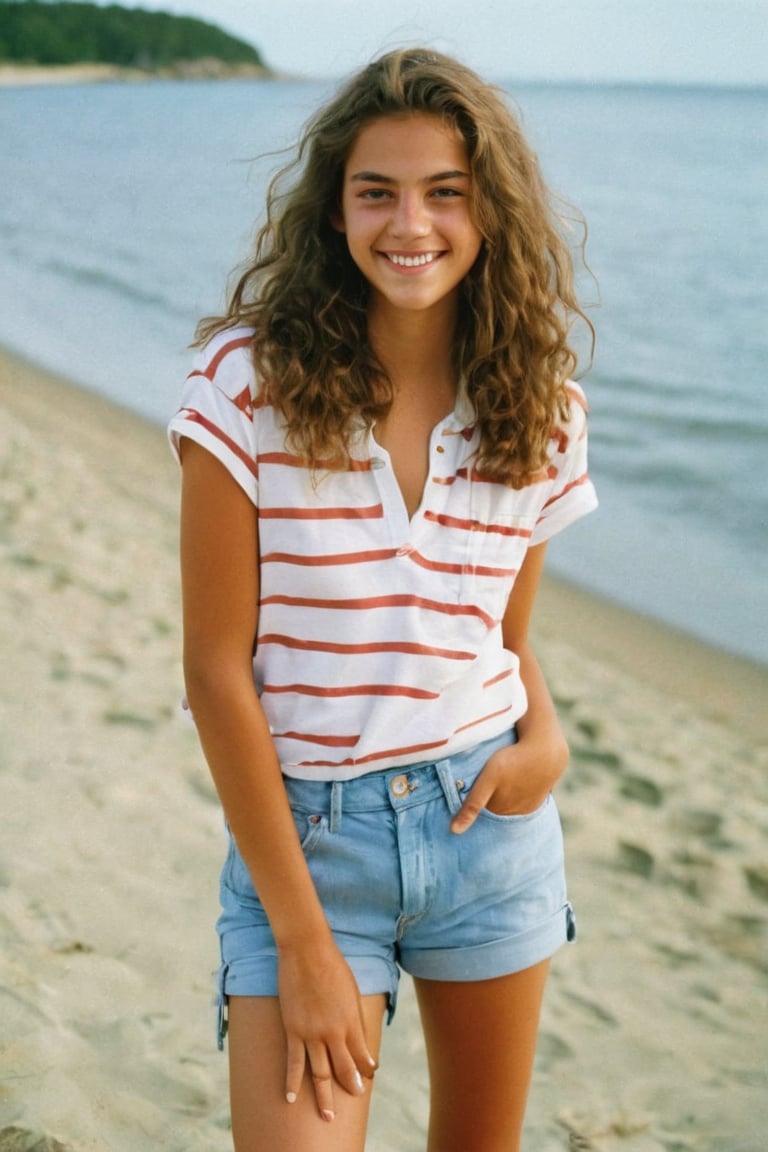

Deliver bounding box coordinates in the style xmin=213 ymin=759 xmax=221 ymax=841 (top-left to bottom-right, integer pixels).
xmin=1 ymin=79 xmax=766 ymax=664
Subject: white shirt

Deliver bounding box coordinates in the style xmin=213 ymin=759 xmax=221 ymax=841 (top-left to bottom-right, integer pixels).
xmin=168 ymin=327 xmax=598 ymax=780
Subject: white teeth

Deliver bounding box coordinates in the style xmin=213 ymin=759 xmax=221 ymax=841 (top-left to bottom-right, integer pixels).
xmin=387 ymin=252 xmax=437 ymax=267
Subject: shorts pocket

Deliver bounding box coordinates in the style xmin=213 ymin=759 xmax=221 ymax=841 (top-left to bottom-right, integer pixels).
xmin=221 ymin=811 xmax=328 ymax=897
xmin=293 ymin=810 xmax=328 ymax=854
xmin=477 ymin=792 xmax=552 ymax=825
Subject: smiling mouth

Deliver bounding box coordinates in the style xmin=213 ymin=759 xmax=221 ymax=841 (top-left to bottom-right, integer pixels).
xmin=383 ymin=252 xmax=441 ymax=268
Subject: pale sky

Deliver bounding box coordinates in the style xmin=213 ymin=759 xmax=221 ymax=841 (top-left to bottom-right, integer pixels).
xmin=100 ymin=0 xmax=767 ymax=85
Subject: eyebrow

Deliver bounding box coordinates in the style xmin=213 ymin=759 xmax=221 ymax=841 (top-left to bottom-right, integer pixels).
xmin=349 ymin=170 xmax=470 ymax=184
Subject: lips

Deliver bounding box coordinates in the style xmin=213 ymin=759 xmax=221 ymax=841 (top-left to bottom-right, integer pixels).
xmin=383 ymin=252 xmax=440 ymax=268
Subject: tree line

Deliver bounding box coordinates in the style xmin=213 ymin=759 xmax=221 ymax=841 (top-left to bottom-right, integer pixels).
xmin=0 ymin=1 xmax=266 ymax=68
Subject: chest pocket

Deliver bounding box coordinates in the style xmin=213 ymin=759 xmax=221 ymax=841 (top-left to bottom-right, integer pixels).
xmin=459 ymin=487 xmax=538 ymax=622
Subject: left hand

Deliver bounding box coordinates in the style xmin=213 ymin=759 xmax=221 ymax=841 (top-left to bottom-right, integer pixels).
xmin=450 ymin=729 xmax=568 ymax=834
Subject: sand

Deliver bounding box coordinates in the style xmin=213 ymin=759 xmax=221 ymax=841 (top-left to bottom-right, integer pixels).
xmin=1 ymin=344 xmax=766 ymax=1152
xmin=0 ymin=62 xmax=272 ymax=88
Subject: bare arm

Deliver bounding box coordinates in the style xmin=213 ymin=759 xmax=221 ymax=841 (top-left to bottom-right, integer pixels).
xmin=451 ymin=542 xmax=569 ymax=832
xmin=179 ymin=439 xmax=375 ymax=1113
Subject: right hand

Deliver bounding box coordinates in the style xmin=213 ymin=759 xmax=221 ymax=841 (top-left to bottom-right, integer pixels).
xmin=278 ymin=937 xmax=377 ymax=1121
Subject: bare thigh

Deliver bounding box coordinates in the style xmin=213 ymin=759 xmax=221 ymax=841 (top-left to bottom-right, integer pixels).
xmin=227 ymin=994 xmax=387 ymax=1152
xmin=414 ymin=959 xmax=550 ymax=1152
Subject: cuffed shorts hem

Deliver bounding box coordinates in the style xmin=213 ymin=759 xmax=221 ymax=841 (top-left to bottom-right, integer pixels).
xmin=221 ymin=954 xmax=400 ymax=1014
xmin=400 ymin=901 xmax=575 ymax=982
xmin=216 ymin=954 xmax=400 ymax=1049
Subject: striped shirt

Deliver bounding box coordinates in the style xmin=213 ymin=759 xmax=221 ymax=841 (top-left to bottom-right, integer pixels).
xmin=168 ymin=327 xmax=598 ymax=780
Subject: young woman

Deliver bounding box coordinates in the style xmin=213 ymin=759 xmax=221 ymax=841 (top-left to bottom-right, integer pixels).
xmin=169 ymin=48 xmax=597 ymax=1152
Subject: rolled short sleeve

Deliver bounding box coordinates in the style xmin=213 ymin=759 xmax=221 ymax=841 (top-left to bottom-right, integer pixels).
xmin=530 ymin=383 xmax=598 ymax=546
xmin=167 ymin=327 xmax=259 ymax=506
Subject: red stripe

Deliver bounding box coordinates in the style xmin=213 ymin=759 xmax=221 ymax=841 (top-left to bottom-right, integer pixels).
xmin=258 ymin=633 xmax=475 ymax=660
xmin=292 ymin=736 xmax=451 ymax=770
xmin=232 ymin=385 xmax=254 ymax=419
xmin=454 ymin=705 xmax=513 ymax=734
xmin=187 ymin=335 xmax=252 ymax=382
xmin=279 ymin=731 xmax=360 ymax=748
xmin=542 ymin=472 xmax=591 ymax=510
xmin=261 ymin=548 xmax=397 ymax=567
xmin=551 ymin=428 xmax=569 ymax=454
xmin=424 ymin=511 xmax=532 ymax=539
xmin=408 ymin=552 xmax=465 ymax=577
xmin=409 ymin=551 xmax=517 ymax=581
xmin=468 ymin=562 xmax=518 ymax=579
xmin=257 ymin=451 xmax=312 ymax=469
xmin=260 ymin=593 xmax=496 ymax=629
xmin=179 ymin=410 xmax=257 ymax=477
xmin=263 ymin=682 xmax=439 ymax=700
xmin=258 ymin=451 xmax=373 ymax=473
xmin=259 ymin=504 xmax=383 ymax=521
xmin=483 ymin=668 xmax=514 ymax=689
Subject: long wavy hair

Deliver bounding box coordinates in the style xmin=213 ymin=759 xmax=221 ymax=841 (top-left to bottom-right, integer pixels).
xmin=196 ymin=48 xmax=593 ymax=485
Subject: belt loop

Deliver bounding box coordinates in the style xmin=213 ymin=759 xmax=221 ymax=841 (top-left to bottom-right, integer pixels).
xmin=330 ymin=781 xmax=343 ymax=833
xmin=435 ymin=760 xmax=462 ymax=816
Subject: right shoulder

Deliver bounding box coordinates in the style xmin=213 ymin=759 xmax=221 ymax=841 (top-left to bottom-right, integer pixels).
xmin=168 ymin=326 xmax=264 ymax=503
xmin=189 ymin=325 xmax=263 ymax=407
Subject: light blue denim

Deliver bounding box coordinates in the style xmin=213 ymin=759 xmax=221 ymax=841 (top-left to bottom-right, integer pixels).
xmin=215 ymin=728 xmax=575 ymax=1048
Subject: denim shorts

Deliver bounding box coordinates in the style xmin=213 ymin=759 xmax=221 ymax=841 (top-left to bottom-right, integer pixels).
xmin=215 ymin=728 xmax=575 ymax=1048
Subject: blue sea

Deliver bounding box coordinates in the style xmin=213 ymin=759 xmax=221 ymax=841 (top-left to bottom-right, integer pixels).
xmin=1 ymin=79 xmax=766 ymax=664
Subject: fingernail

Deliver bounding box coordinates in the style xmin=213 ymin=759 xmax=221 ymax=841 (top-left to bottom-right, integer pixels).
xmin=286 ymin=1091 xmax=297 ymax=1104
xmin=321 ymin=1109 xmax=335 ymax=1122
xmin=354 ymin=1070 xmax=364 ymax=1092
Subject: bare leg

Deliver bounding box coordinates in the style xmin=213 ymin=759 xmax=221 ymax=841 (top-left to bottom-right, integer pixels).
xmin=226 ymin=993 xmax=386 ymax=1152
xmin=414 ymin=960 xmax=550 ymax=1152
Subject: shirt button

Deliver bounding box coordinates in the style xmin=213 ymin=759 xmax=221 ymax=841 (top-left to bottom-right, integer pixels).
xmin=395 ymin=545 xmax=413 ymax=557
xmin=435 ymin=444 xmax=445 ymax=454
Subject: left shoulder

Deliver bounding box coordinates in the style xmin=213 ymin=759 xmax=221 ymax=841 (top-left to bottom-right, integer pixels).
xmin=565 ymin=380 xmax=589 ymax=415
xmin=551 ymin=381 xmax=590 ymax=454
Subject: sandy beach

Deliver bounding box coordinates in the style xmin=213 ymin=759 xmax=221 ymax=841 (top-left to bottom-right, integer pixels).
xmin=0 ymin=62 xmax=273 ymax=88
xmin=1 ymin=344 xmax=766 ymax=1151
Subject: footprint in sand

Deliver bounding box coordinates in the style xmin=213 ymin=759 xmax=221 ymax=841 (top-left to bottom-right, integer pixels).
xmin=0 ymin=1128 xmax=72 ymax=1151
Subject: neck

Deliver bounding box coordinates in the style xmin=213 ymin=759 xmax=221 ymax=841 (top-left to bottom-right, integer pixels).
xmin=367 ymin=297 xmax=459 ymax=394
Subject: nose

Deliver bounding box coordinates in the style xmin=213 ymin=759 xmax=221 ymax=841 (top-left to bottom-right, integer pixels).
xmin=390 ymin=192 xmax=430 ymax=239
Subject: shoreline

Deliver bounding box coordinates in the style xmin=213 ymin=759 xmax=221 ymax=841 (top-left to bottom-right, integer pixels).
xmin=2 ymin=339 xmax=766 ymax=1150
xmin=0 ymin=60 xmax=275 ymax=88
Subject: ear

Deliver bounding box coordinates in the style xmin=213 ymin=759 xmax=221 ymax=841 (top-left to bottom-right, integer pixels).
xmin=329 ymin=205 xmax=346 ymax=233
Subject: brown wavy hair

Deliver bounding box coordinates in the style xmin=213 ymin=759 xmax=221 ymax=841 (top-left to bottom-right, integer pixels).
xmin=196 ymin=48 xmax=593 ymax=485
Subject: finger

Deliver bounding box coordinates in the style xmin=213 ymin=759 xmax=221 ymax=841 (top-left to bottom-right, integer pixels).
xmin=450 ymin=777 xmax=493 ymax=834
xmin=351 ymin=1010 xmax=379 ymax=1080
xmin=284 ymin=1034 xmax=305 ymax=1105
xmin=329 ymin=1030 xmax=371 ymax=1097
xmin=356 ymin=1045 xmax=378 ymax=1079
xmin=330 ymin=1050 xmax=367 ymax=1097
xmin=307 ymin=1042 xmax=336 ymax=1122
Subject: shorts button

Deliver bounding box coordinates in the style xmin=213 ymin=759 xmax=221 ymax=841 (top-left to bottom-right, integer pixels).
xmin=390 ymin=774 xmax=409 ymax=797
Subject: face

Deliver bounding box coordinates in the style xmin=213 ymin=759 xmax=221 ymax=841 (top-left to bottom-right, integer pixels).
xmin=332 ymin=113 xmax=483 ymax=320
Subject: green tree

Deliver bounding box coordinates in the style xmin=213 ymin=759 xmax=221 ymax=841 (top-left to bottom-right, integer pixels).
xmin=0 ymin=1 xmax=266 ymax=68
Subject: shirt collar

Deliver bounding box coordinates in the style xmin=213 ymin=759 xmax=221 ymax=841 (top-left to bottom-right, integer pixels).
xmin=448 ymin=380 xmax=476 ymax=431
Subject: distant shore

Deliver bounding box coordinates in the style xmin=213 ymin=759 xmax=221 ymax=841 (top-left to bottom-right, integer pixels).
xmin=0 ymin=59 xmax=274 ymax=87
